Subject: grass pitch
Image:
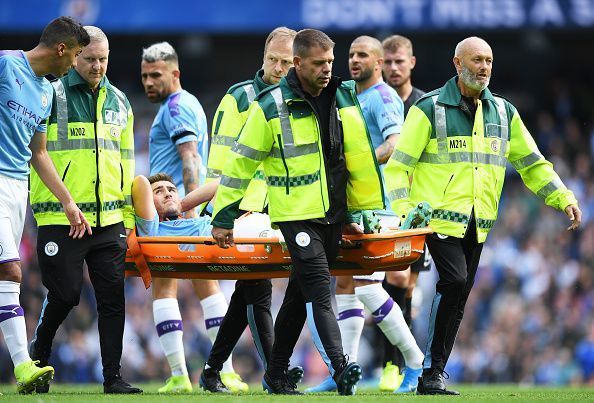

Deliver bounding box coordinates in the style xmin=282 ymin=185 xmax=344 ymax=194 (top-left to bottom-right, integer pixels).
xmin=0 ymin=383 xmax=593 ymax=402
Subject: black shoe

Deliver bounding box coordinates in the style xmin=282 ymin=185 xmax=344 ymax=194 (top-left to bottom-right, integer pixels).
xmin=416 ymin=368 xmax=459 ymax=395
xmin=287 ymin=366 xmax=304 ymax=384
xmin=200 ymin=367 xmax=230 ymax=393
xmin=333 ymin=360 xmax=362 ymax=396
xmin=262 ymin=372 xmax=302 ymax=395
xmin=103 ymin=375 xmax=143 ymax=394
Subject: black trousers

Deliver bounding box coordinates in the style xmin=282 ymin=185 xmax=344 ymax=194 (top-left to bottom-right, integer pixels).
xmin=423 ymin=219 xmax=483 ymax=372
xmin=32 ymin=223 xmax=127 ymax=379
xmin=206 ymin=279 xmax=273 ymax=371
xmin=268 ymin=221 xmax=344 ymax=376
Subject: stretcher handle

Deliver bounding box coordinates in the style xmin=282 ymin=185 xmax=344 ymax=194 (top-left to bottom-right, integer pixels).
xmin=135 ymin=228 xmax=432 ymax=246
xmin=342 ymin=227 xmax=432 ymax=241
xmin=135 ymin=236 xmax=281 ymax=245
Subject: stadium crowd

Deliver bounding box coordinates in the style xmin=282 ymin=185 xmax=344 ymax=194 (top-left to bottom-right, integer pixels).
xmin=0 ymin=69 xmax=590 ymax=387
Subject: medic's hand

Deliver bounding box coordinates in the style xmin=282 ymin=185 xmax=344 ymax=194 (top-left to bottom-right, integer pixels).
xmin=342 ymin=222 xmax=363 ymax=248
xmin=212 ymin=226 xmax=235 ymax=248
xmin=564 ymin=204 xmax=582 ymax=231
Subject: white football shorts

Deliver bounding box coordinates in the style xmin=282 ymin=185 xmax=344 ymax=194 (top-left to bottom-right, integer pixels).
xmin=0 ymin=174 xmax=28 ymax=263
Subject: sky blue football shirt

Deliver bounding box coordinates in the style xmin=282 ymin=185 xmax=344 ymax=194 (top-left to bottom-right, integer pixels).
xmin=357 ymin=81 xmax=404 ymax=214
xmin=0 ymin=50 xmax=52 ymax=180
xmin=148 ymin=90 xmax=208 ymax=197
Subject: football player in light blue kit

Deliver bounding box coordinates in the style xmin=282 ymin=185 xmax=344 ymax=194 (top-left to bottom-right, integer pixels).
xmin=0 ymin=16 xmax=91 ymax=393
xmin=133 ymin=173 xmax=216 ymax=240
xmin=146 ymin=72 xmax=209 ymax=192
xmin=140 ymin=42 xmax=244 ymax=393
xmin=307 ymin=36 xmax=423 ymax=394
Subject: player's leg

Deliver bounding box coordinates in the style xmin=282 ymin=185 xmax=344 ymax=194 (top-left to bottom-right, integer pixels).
xmin=383 ymin=270 xmax=409 ymax=358
xmin=0 ymin=176 xmax=54 ymax=393
xmin=379 ymin=212 xmax=409 ymax=390
xmin=335 ymin=276 xmax=364 ymax=362
xmin=193 ymin=279 xmax=246 ymax=391
xmin=152 ymin=277 xmax=191 ymax=392
xmin=354 ymin=279 xmax=423 ymax=393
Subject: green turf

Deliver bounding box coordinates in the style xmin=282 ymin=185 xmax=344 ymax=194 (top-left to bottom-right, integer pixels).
xmin=0 ymin=384 xmax=593 ymax=402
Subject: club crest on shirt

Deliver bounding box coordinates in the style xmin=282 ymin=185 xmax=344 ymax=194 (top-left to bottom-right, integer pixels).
xmin=41 ymin=92 xmax=48 ymax=108
xmin=295 ymin=232 xmax=311 ymax=247
xmin=44 ymin=241 xmax=59 ymax=256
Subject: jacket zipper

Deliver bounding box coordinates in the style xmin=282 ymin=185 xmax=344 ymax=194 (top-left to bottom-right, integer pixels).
xmin=93 ymin=89 xmax=100 ymax=226
xmin=299 ymin=98 xmax=327 ymax=216
xmin=276 ymin=134 xmax=290 ymax=195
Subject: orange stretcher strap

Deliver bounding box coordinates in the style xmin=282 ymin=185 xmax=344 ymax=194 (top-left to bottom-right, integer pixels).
xmin=127 ymin=229 xmax=152 ymax=289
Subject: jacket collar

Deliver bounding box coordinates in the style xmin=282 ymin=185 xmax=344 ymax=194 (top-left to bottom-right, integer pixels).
xmin=437 ymin=76 xmax=495 ymax=106
xmin=252 ymin=69 xmax=270 ymax=94
xmin=65 ymin=68 xmax=109 ymax=90
xmin=282 ymin=67 xmax=341 ymax=103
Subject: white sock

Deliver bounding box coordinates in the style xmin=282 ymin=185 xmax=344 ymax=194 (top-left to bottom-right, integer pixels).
xmin=355 ymin=283 xmax=423 ymax=369
xmin=153 ymin=298 xmax=188 ymax=376
xmin=200 ymin=292 xmax=234 ymax=373
xmin=335 ymin=294 xmax=365 ymax=362
xmin=0 ymin=281 xmax=30 ymax=366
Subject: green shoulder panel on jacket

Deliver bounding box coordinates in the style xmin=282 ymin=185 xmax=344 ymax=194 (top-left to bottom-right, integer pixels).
xmin=340 ymin=80 xmax=356 ymax=92
xmin=336 ymin=83 xmax=357 ymax=108
xmin=227 ymin=79 xmax=255 ymax=113
xmin=255 ymin=84 xmax=282 ymax=121
xmin=409 ymin=89 xmax=438 ymax=137
xmin=414 ymin=88 xmax=439 ymax=115
xmin=491 ymin=92 xmax=518 ymax=136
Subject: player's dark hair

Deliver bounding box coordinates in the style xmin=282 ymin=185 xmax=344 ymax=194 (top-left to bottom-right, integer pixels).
xmin=148 ymin=172 xmax=175 ymax=185
xmin=39 ymin=16 xmax=90 ymax=48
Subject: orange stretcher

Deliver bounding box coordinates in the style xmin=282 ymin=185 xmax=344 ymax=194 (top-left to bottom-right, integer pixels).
xmin=125 ymin=228 xmax=432 ymax=288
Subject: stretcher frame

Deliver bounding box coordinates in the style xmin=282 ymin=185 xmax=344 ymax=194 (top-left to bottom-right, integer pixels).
xmin=125 ymin=228 xmax=432 ymax=288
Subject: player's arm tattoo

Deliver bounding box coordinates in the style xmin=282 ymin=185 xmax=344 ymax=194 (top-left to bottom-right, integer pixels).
xmin=177 ymin=139 xmax=200 ymax=195
xmin=375 ymin=134 xmax=399 ymax=164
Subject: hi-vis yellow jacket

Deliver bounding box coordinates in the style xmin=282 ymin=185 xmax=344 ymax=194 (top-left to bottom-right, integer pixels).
xmin=384 ymin=77 xmax=577 ymax=243
xmin=30 ymin=70 xmax=135 ymax=229
xmin=212 ymin=76 xmax=384 ymax=228
xmin=206 ymin=70 xmax=269 ymax=212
